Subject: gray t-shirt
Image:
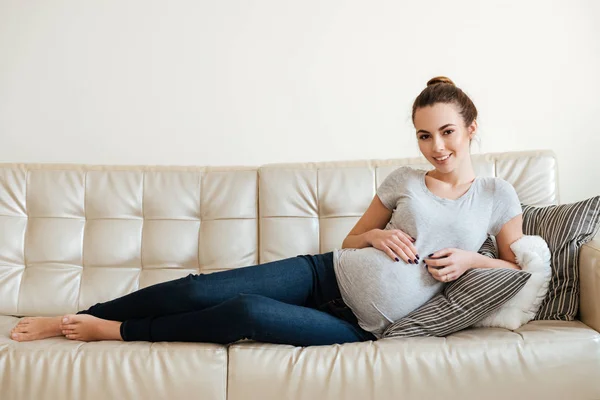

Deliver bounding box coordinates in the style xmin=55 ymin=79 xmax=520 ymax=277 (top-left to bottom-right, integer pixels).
xmin=333 ymin=166 xmax=522 ymax=338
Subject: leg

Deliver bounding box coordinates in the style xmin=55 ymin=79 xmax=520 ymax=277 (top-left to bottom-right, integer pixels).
xmin=12 ymin=252 xmax=343 ymax=342
xmin=64 ymin=293 xmax=373 ymax=346
xmin=76 ymin=252 xmax=338 ymax=323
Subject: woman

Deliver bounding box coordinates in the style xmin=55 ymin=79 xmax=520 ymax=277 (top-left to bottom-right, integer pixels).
xmin=10 ymin=76 xmax=523 ymax=346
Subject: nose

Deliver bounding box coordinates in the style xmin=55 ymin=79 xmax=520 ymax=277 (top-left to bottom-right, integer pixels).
xmin=431 ymin=135 xmax=445 ymax=152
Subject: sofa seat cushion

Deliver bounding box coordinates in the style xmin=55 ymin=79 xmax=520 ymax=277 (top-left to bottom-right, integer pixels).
xmin=0 ymin=316 xmax=228 ymax=400
xmin=227 ymin=320 xmax=600 ymax=400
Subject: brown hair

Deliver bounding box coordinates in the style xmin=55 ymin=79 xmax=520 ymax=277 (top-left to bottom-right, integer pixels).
xmin=411 ymin=76 xmax=478 ymax=128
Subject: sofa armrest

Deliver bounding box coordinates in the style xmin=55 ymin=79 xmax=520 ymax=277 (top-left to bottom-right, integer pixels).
xmin=579 ymin=235 xmax=600 ymax=333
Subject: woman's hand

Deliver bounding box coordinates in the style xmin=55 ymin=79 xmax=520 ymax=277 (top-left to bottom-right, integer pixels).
xmin=423 ymin=248 xmax=476 ymax=282
xmin=368 ymin=229 xmax=419 ymax=264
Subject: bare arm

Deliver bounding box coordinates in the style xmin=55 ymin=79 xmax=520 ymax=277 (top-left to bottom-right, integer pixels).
xmin=341 ymin=195 xmax=393 ymax=249
xmin=472 ymin=213 xmax=524 ymax=270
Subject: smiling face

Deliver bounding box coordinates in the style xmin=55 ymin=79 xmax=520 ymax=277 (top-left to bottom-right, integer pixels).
xmin=413 ymin=102 xmax=477 ymax=175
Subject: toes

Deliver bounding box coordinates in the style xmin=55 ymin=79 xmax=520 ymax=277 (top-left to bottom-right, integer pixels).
xmin=62 ymin=329 xmax=75 ymax=335
xmin=65 ymin=334 xmax=79 ymax=340
xmin=60 ymin=323 xmax=78 ymax=330
xmin=14 ymin=325 xmax=29 ymax=333
xmin=61 ymin=314 xmax=78 ymax=325
xmin=14 ymin=321 xmax=29 ymax=329
xmin=11 ymin=332 xmax=28 ymax=341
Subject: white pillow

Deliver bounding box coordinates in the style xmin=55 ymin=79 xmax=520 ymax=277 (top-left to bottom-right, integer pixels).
xmin=472 ymin=235 xmax=551 ymax=330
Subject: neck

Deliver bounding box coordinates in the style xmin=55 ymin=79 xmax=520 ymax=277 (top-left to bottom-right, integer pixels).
xmin=428 ymin=162 xmax=476 ymax=187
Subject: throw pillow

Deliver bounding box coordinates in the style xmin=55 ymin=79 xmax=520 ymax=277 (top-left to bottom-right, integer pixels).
xmin=473 ymin=235 xmax=551 ymax=330
xmin=481 ymin=196 xmax=600 ymax=320
xmin=523 ymin=196 xmax=600 ymax=320
xmin=478 ymin=236 xmax=497 ymax=259
xmin=381 ymin=268 xmax=531 ymax=338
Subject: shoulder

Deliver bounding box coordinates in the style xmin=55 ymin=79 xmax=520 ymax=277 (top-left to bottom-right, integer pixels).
xmin=476 ymin=176 xmax=516 ymax=194
xmin=492 ymin=177 xmax=518 ymax=197
xmin=377 ymin=166 xmax=417 ymax=209
xmin=490 ymin=178 xmax=522 ymax=215
xmin=391 ymin=165 xmax=415 ymax=175
xmin=381 ymin=165 xmax=416 ymax=183
xmin=401 ymin=166 xmax=421 ymax=177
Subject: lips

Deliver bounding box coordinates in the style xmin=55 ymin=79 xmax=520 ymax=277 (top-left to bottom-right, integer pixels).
xmin=433 ymin=153 xmax=452 ymax=162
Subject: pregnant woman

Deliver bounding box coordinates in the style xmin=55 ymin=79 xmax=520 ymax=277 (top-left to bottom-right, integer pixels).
xmin=10 ymin=76 xmax=523 ymax=346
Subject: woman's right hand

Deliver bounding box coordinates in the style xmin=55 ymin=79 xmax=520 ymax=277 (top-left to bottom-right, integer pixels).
xmin=368 ymin=229 xmax=420 ymax=264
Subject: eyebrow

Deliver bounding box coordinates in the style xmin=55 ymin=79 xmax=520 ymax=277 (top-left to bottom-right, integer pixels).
xmin=416 ymin=123 xmax=456 ymax=135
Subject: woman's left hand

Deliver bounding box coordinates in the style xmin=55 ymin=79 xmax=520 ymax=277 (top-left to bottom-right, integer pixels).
xmin=423 ymin=248 xmax=476 ymax=283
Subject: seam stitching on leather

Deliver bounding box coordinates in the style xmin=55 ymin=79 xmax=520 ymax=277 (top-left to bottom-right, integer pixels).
xmin=139 ymin=171 xmax=145 ymax=291
xmin=75 ymin=171 xmax=87 ymax=312
xmin=15 ymin=168 xmax=29 ymax=316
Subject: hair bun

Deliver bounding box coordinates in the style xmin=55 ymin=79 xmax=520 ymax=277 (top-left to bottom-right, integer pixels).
xmin=427 ymin=76 xmax=455 ymax=87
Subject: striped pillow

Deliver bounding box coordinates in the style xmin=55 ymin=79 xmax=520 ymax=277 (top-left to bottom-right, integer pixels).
xmin=478 ymin=196 xmax=600 ymax=321
xmin=478 ymin=236 xmax=498 ymax=259
xmin=381 ymin=268 xmax=531 ymax=338
xmin=475 ymin=197 xmax=600 ymax=321
xmin=520 ymin=197 xmax=600 ymax=321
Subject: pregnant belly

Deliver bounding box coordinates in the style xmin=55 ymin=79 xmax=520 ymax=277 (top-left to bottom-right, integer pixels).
xmin=336 ymin=247 xmax=443 ymax=326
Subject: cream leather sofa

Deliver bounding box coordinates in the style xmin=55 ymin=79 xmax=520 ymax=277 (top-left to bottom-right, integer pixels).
xmin=1 ymin=149 xmax=599 ymax=400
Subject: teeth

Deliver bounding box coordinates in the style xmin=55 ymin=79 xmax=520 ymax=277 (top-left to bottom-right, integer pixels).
xmin=434 ymin=154 xmax=451 ymax=161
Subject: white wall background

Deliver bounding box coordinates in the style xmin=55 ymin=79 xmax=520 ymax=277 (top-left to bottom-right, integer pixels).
xmin=0 ymin=0 xmax=598 ymax=204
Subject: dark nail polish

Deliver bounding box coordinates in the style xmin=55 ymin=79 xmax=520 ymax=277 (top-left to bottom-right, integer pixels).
xmin=428 ymin=253 xmax=433 ymax=257
xmin=416 ymin=254 xmax=420 ymax=259
xmin=413 ymin=259 xmax=418 ymax=264
xmin=408 ymin=259 xmax=413 ymax=264
xmin=395 ymin=257 xmax=399 ymax=262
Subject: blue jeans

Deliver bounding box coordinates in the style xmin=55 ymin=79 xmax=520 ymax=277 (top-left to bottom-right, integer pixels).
xmin=77 ymin=252 xmax=377 ymax=346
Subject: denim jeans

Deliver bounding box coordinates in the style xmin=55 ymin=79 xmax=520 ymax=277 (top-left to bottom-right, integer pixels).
xmin=77 ymin=252 xmax=377 ymax=346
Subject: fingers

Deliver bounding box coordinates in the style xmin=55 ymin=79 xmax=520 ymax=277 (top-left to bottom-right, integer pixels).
xmin=378 ymin=229 xmax=418 ymax=263
xmin=383 ymin=245 xmax=407 ymax=263
xmin=396 ymin=231 xmax=419 ymax=262
xmin=423 ymin=254 xmax=449 ymax=268
xmin=444 ymin=272 xmax=456 ymax=282
xmin=399 ymin=231 xmax=419 ymax=257
xmin=428 ymin=267 xmax=445 ymax=281
xmin=389 ymin=236 xmax=419 ymax=264
xmin=427 ymin=266 xmax=456 ymax=282
xmin=429 ymin=248 xmax=452 ymax=259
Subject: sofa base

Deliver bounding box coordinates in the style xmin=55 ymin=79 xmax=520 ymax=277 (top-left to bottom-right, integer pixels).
xmin=228 ymin=320 xmax=600 ymax=400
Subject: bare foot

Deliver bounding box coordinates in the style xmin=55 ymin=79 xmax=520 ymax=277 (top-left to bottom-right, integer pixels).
xmin=60 ymin=314 xmax=123 ymax=342
xmin=10 ymin=316 xmax=63 ymax=342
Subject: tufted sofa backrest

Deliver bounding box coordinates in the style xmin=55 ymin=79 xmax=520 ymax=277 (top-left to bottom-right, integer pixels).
xmin=0 ymin=150 xmax=558 ymax=317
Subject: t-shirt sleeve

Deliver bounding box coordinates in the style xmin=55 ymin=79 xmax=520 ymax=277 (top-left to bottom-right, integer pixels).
xmin=489 ymin=179 xmax=523 ymax=236
xmin=376 ymin=166 xmax=407 ymax=210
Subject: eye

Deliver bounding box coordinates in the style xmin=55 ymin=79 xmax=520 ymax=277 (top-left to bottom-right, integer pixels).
xmin=419 ymin=134 xmax=429 ymax=140
xmin=444 ymin=130 xmax=454 ymax=135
